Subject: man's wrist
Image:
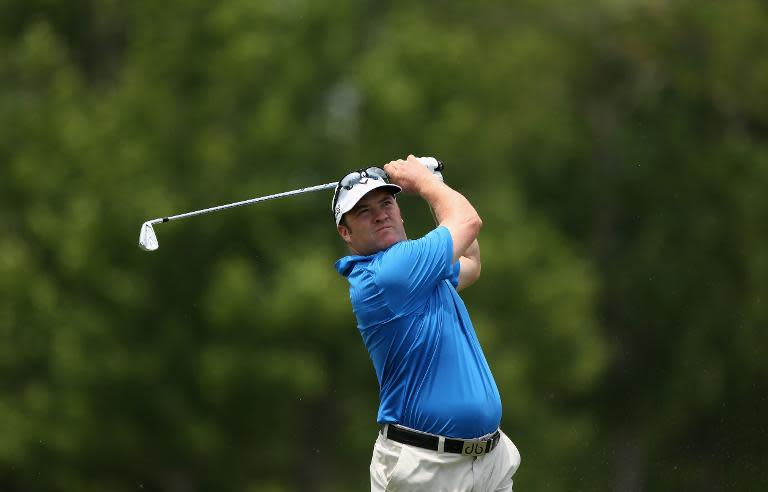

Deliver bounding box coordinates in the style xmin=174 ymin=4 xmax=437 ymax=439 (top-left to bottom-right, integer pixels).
xmin=415 ymin=175 xmax=446 ymax=199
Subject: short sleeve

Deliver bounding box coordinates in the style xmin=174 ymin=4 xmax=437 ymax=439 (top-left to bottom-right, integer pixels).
xmin=374 ymin=226 xmax=455 ymax=315
xmin=449 ymin=259 xmax=461 ymax=288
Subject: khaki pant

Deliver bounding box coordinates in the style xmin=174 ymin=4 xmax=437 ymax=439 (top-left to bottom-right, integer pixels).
xmin=370 ymin=429 xmax=521 ymax=491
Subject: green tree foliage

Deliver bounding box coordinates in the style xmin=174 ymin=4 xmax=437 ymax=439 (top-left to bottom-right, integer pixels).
xmin=1 ymin=1 xmax=765 ymax=491
xmin=507 ymin=2 xmax=768 ymax=490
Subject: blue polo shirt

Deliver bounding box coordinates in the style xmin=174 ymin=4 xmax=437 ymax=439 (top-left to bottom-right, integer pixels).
xmin=335 ymin=226 xmax=501 ymax=439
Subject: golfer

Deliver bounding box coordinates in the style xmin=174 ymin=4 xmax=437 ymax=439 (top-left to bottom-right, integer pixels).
xmin=333 ymin=155 xmax=521 ymax=491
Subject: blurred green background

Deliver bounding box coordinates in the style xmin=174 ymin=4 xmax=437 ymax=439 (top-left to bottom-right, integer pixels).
xmin=2 ymin=0 xmax=767 ymax=490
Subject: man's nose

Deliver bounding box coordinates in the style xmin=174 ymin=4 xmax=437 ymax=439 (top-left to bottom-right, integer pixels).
xmin=372 ymin=206 xmax=388 ymax=222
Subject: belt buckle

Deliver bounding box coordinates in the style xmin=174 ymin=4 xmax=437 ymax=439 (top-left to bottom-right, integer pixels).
xmin=460 ymin=439 xmax=488 ymax=457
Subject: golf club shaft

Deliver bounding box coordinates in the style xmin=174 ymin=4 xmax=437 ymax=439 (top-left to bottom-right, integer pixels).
xmin=139 ymin=157 xmax=443 ymax=251
xmin=147 ymin=182 xmax=338 ymax=225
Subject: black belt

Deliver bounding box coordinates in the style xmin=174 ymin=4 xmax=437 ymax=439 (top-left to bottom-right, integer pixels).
xmin=381 ymin=424 xmax=501 ymax=456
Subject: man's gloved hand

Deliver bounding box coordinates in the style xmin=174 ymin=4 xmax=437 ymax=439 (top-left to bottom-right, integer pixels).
xmin=416 ymin=156 xmax=444 ymax=182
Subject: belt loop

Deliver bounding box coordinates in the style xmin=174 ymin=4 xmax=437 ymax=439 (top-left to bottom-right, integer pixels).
xmin=382 ymin=424 xmax=389 ymax=439
xmin=437 ymin=436 xmax=445 ymax=453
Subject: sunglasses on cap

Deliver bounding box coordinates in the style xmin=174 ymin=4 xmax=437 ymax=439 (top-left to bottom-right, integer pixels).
xmin=331 ymin=167 xmax=391 ymax=213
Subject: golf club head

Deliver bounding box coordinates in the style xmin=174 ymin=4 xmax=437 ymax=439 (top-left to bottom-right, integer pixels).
xmin=139 ymin=221 xmax=159 ymax=251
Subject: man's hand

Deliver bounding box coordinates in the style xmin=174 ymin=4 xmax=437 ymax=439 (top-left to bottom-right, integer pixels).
xmin=383 ymin=155 xmax=442 ymax=195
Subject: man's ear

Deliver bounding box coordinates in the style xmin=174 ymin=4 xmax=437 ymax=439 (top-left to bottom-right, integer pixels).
xmin=337 ymin=223 xmax=352 ymax=243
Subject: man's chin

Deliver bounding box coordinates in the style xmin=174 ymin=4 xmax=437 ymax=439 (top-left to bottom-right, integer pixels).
xmin=377 ymin=230 xmax=403 ymax=249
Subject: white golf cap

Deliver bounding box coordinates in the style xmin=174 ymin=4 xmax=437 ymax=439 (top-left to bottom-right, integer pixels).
xmin=332 ymin=171 xmax=401 ymax=225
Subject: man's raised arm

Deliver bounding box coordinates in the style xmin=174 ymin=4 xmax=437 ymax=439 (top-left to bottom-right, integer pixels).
xmin=384 ymin=155 xmax=482 ymax=263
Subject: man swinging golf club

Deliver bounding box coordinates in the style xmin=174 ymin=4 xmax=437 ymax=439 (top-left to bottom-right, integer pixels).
xmin=333 ymin=155 xmax=521 ymax=491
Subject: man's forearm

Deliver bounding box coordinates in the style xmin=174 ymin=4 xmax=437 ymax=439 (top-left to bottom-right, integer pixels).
xmin=417 ymin=179 xmax=482 ymax=262
xmin=461 ymin=239 xmax=480 ymax=263
xmin=457 ymin=239 xmax=481 ymax=291
xmin=418 ymin=179 xmax=479 ymax=228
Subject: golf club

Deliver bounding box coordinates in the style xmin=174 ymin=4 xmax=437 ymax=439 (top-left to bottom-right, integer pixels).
xmin=138 ymin=157 xmax=443 ymax=251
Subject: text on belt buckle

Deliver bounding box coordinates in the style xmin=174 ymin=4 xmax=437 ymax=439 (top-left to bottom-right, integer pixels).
xmin=461 ymin=439 xmax=488 ymax=456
